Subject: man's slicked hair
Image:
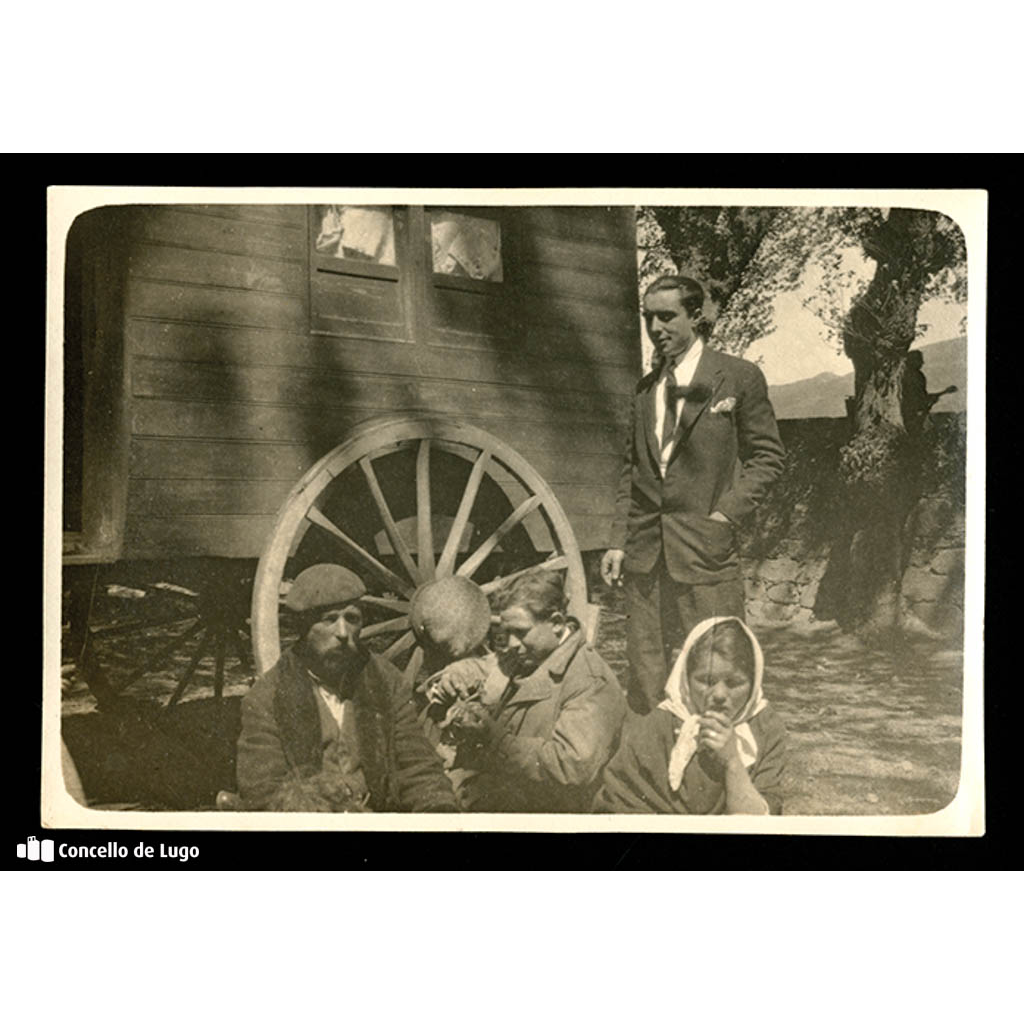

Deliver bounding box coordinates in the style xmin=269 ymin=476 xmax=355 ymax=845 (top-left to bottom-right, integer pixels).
xmin=644 ymin=274 xmax=705 ymax=319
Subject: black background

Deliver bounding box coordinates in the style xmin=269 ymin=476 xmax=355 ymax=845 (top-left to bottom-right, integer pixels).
xmin=13 ymin=156 xmax=1012 ymax=871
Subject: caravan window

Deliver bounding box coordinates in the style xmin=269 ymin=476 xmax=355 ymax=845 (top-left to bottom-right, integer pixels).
xmin=309 ymin=205 xmax=408 ymax=341
xmin=314 ymin=205 xmax=397 ymax=268
xmin=429 ymin=211 xmax=503 ymax=282
xmin=307 ymin=206 xmax=509 ymax=342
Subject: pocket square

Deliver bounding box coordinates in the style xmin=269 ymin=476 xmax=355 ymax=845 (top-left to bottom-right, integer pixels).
xmin=710 ymin=397 xmax=736 ymax=414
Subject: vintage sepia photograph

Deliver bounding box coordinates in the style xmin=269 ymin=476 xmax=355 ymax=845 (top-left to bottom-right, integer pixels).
xmin=43 ymin=187 xmax=984 ymax=834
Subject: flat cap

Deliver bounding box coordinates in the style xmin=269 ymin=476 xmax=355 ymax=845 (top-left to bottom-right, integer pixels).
xmin=409 ymin=576 xmax=491 ymax=661
xmin=285 ymin=564 xmax=366 ymax=613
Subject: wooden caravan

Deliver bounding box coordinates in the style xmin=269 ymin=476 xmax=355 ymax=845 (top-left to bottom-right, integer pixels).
xmin=61 ymin=202 xmax=641 ymax=690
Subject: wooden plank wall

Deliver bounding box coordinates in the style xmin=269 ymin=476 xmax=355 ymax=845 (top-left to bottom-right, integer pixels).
xmin=121 ymin=204 xmax=640 ymax=560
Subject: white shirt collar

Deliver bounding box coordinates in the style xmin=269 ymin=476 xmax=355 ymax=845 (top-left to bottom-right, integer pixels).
xmin=662 ymin=338 xmax=704 ymax=382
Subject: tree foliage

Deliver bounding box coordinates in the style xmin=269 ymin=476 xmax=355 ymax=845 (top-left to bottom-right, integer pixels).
xmin=638 ymin=204 xmax=967 ymax=361
xmin=638 ymin=202 xmax=969 ymax=640
xmin=641 ymin=206 xmax=793 ymax=352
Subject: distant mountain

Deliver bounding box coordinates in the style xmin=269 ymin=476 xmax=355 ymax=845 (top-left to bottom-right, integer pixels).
xmin=768 ymin=336 xmax=967 ymax=420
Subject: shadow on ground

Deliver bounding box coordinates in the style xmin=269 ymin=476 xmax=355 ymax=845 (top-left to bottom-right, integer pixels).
xmin=62 ymin=697 xmax=242 ymax=811
xmin=61 ymin=583 xmax=964 ymax=816
xmin=591 ymin=581 xmax=964 ymax=816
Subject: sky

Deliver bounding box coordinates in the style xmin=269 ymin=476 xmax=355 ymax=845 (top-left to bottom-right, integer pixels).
xmin=747 ymin=280 xmax=966 ymax=386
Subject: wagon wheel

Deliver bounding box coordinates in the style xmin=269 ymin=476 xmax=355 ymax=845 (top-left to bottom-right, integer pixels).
xmin=251 ymin=416 xmax=593 ymax=681
xmin=63 ymin=561 xmax=254 ymax=710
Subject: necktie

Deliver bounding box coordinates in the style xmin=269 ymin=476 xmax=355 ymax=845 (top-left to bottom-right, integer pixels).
xmin=663 ymin=378 xmax=679 ymax=444
xmin=667 ymin=382 xmax=705 ymax=404
xmin=664 ymin=380 xmax=711 ymax=439
xmin=662 ymin=380 xmax=688 ymax=442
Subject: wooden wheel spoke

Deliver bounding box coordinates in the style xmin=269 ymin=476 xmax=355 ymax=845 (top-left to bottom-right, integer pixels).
xmin=213 ymin=631 xmax=227 ymax=700
xmin=126 ymin=617 xmax=203 ymax=683
xmin=479 ymin=554 xmax=569 ymax=595
xmin=251 ymin=418 xmax=588 ymax=679
xmin=384 ymin=630 xmax=417 ymax=659
xmin=359 ymin=455 xmax=422 ymax=586
xmin=456 ymin=495 xmax=543 ymax=580
xmin=436 ymin=446 xmax=492 ymax=578
xmin=167 ymin=627 xmax=215 ymax=707
xmin=91 ymin=613 xmax=198 ymax=639
xmin=306 ymin=506 xmax=415 ymax=598
xmin=360 ymin=615 xmax=409 ymax=639
xmin=360 ymin=595 xmax=411 ymax=615
xmin=416 ymin=439 xmax=435 ymax=579
xmin=403 ymin=646 xmax=424 ymax=685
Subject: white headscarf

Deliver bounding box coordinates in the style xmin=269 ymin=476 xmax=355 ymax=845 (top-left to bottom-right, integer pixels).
xmin=658 ymin=616 xmax=767 ymax=791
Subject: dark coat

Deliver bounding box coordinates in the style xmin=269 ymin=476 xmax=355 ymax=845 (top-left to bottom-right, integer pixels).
xmin=592 ymin=704 xmax=788 ymax=815
xmin=610 ymin=345 xmax=785 ymax=584
xmin=236 ymin=645 xmax=458 ymax=812
xmin=457 ymin=630 xmax=626 ymax=813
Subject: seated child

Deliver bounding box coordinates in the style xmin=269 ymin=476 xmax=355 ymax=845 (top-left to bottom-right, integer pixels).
xmin=410 ymin=576 xmax=494 ymax=683
xmin=407 ymin=575 xmax=497 ymax=772
xmin=593 ymin=616 xmax=788 ymax=814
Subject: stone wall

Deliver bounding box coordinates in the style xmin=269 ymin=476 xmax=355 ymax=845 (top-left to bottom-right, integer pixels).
xmin=739 ymin=413 xmax=966 ymax=637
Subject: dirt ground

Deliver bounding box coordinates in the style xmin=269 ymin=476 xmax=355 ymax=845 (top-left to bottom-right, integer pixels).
xmin=60 ymin=582 xmax=963 ymax=816
xmin=593 ymin=587 xmax=964 ymax=816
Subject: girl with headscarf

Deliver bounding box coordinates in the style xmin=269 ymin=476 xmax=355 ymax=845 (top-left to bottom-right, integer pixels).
xmin=593 ymin=617 xmax=788 ymax=814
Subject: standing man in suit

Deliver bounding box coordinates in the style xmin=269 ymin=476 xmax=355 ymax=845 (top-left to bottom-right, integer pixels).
xmin=601 ymin=275 xmax=785 ymax=713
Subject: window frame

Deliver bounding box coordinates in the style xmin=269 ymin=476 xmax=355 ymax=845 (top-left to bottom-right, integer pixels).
xmin=426 ymin=205 xmax=510 ymax=296
xmin=308 ymin=205 xmax=416 ymax=342
xmin=305 ymin=204 xmax=516 ymax=345
xmin=308 ymin=203 xmax=402 ymax=283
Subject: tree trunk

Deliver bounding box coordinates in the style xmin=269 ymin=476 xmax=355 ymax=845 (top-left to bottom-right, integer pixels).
xmin=818 ymin=209 xmax=945 ymax=641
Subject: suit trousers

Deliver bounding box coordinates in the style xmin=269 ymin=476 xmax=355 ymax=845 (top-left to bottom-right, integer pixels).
xmin=624 ymin=553 xmax=745 ymax=713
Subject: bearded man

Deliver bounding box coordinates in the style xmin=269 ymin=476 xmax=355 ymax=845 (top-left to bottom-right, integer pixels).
xmin=235 ymin=564 xmax=457 ymax=812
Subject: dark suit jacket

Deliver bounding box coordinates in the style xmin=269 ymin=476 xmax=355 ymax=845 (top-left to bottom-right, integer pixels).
xmin=236 ymin=645 xmax=458 ymax=812
xmin=609 ymin=345 xmax=785 ymax=584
